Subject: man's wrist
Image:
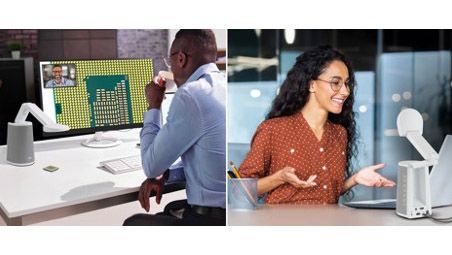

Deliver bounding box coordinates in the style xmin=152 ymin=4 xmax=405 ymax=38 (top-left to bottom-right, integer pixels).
xmin=149 ymin=176 xmax=165 ymax=184
xmin=163 ymin=169 xmax=170 ymax=182
xmin=148 ymin=103 xmax=162 ymax=110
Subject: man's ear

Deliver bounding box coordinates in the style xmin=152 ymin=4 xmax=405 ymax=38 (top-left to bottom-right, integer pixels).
xmin=177 ymin=52 xmax=188 ymax=68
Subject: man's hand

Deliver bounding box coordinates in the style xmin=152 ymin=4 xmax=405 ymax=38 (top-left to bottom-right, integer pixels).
xmin=354 ymin=163 xmax=396 ymax=187
xmin=278 ymin=166 xmax=317 ymax=189
xmin=138 ymin=176 xmax=164 ymax=212
xmin=145 ymin=81 xmax=166 ymax=110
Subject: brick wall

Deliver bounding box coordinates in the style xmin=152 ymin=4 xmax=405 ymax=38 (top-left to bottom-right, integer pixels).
xmin=38 ymin=30 xmax=117 ymax=60
xmin=0 ymin=29 xmax=38 ymax=60
xmin=117 ymin=29 xmax=168 ymax=74
xmin=0 ymin=29 xmax=168 ymax=71
xmin=0 ymin=30 xmax=7 ymax=57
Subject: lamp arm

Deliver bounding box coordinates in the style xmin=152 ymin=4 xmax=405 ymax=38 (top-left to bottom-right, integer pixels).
xmin=15 ymin=103 xmax=54 ymax=125
xmin=397 ymin=108 xmax=439 ymax=165
xmin=14 ymin=103 xmax=69 ymax=132
xmin=406 ymin=131 xmax=439 ymax=165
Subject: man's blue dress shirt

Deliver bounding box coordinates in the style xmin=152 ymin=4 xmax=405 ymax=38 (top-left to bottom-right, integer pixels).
xmin=140 ymin=63 xmax=226 ymax=208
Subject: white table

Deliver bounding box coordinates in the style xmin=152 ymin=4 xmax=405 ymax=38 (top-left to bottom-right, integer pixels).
xmin=0 ymin=129 xmax=184 ymax=225
xmin=228 ymin=204 xmax=452 ymax=226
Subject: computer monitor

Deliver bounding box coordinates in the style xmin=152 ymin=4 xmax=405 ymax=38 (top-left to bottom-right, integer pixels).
xmin=39 ymin=59 xmax=153 ymax=147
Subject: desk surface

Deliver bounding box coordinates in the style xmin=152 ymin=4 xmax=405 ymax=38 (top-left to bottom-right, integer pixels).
xmin=0 ymin=129 xmax=164 ymax=223
xmin=228 ymin=204 xmax=452 ymax=226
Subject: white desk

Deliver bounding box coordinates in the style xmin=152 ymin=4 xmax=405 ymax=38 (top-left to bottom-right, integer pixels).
xmin=0 ymin=129 xmax=184 ymax=225
xmin=228 ymin=204 xmax=452 ymax=226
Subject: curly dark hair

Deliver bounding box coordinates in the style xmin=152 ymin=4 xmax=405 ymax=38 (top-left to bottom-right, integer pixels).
xmin=266 ymin=45 xmax=357 ymax=179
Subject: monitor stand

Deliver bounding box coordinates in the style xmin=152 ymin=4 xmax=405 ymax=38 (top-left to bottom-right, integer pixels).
xmin=81 ymin=132 xmax=122 ymax=148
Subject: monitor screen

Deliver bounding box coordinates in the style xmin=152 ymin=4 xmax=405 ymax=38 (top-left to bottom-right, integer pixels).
xmin=39 ymin=59 xmax=153 ymax=136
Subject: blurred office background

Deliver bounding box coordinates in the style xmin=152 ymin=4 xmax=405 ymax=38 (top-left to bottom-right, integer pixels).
xmin=228 ymin=29 xmax=452 ymax=201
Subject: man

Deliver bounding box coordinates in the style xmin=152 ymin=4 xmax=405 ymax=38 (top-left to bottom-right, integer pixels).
xmin=45 ymin=65 xmax=75 ymax=88
xmin=123 ymin=30 xmax=226 ymax=226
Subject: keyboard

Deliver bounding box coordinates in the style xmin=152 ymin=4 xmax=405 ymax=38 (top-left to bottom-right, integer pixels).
xmin=100 ymin=155 xmax=142 ymax=174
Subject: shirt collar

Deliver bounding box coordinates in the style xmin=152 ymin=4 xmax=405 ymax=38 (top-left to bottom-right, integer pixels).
xmin=184 ymin=63 xmax=220 ymax=85
xmin=295 ymin=110 xmax=333 ymax=133
xmin=54 ymin=77 xmax=65 ymax=85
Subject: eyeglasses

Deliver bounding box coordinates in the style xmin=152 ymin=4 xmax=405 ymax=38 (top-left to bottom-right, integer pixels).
xmin=163 ymin=51 xmax=192 ymax=69
xmin=162 ymin=52 xmax=177 ymax=69
xmin=316 ymin=78 xmax=351 ymax=92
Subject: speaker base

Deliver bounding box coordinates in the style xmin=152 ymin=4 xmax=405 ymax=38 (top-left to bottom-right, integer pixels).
xmin=6 ymin=160 xmax=34 ymax=167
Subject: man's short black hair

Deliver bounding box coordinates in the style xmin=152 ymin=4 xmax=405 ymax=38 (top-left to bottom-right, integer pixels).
xmin=52 ymin=64 xmax=62 ymax=70
xmin=175 ymin=29 xmax=217 ymax=57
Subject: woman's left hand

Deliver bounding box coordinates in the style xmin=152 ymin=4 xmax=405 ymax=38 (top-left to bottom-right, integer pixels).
xmin=354 ymin=163 xmax=396 ymax=187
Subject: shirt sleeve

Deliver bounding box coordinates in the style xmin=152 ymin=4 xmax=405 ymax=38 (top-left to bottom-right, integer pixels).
xmin=140 ymin=90 xmax=203 ymax=178
xmin=238 ymin=121 xmax=272 ymax=178
xmin=167 ymin=158 xmax=186 ymax=183
xmin=45 ymin=80 xmax=53 ymax=88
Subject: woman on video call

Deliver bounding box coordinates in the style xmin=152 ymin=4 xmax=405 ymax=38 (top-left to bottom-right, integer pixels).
xmin=238 ymin=46 xmax=395 ymax=204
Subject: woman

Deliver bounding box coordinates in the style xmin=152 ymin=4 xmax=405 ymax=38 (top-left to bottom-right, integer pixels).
xmin=238 ymin=46 xmax=395 ymax=204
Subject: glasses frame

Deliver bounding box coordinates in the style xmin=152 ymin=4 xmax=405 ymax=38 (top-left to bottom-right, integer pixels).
xmin=316 ymin=78 xmax=351 ymax=92
xmin=163 ymin=52 xmax=179 ymax=69
xmin=163 ymin=51 xmax=192 ymax=69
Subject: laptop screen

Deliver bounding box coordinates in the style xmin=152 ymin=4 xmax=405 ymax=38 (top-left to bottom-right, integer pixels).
xmin=430 ymin=135 xmax=452 ymax=207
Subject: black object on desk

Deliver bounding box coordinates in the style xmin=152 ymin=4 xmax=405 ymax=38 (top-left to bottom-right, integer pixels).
xmin=343 ymin=199 xmax=396 ymax=209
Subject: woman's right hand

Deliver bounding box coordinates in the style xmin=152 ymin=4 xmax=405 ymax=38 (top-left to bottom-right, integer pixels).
xmin=278 ymin=166 xmax=317 ymax=189
xmin=256 ymin=166 xmax=317 ymax=195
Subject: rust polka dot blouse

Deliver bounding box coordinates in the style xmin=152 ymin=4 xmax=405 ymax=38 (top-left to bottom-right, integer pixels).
xmin=238 ymin=111 xmax=348 ymax=204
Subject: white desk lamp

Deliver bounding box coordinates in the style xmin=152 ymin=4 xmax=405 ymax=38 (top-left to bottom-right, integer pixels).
xmin=6 ymin=103 xmax=69 ymax=166
xmin=396 ymin=108 xmax=438 ymax=219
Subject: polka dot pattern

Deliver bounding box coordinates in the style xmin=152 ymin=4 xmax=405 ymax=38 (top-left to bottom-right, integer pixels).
xmin=238 ymin=111 xmax=347 ymax=204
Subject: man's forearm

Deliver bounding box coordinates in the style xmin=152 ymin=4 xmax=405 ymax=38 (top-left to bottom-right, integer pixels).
xmin=140 ymin=109 xmax=165 ymax=178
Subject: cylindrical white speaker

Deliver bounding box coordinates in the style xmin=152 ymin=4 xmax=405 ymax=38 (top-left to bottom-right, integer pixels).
xmin=6 ymin=122 xmax=35 ymax=166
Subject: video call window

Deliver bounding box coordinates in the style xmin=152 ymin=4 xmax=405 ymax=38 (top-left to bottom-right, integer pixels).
xmin=42 ymin=64 xmax=77 ymax=88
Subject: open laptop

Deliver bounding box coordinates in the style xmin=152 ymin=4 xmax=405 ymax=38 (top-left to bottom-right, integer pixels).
xmin=430 ymin=135 xmax=452 ymax=207
xmin=343 ymin=198 xmax=396 ymax=209
xmin=344 ymin=135 xmax=452 ymax=209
